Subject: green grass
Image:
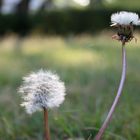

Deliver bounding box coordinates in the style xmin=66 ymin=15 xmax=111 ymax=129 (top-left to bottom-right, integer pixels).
xmin=0 ymin=33 xmax=140 ymax=140
xmin=104 ymin=0 xmax=140 ymax=10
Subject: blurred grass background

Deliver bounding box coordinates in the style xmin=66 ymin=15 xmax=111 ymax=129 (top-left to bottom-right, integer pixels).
xmin=0 ymin=0 xmax=140 ymax=140
xmin=0 ymin=33 xmax=140 ymax=140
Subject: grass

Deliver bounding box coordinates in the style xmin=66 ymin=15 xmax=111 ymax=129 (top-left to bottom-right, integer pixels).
xmin=0 ymin=33 xmax=140 ymax=140
xmin=104 ymin=0 xmax=140 ymax=10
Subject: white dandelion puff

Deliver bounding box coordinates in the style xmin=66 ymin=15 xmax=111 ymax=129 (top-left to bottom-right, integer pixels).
xmin=111 ymin=11 xmax=140 ymax=25
xmin=110 ymin=11 xmax=140 ymax=45
xmin=18 ymin=69 xmax=66 ymax=114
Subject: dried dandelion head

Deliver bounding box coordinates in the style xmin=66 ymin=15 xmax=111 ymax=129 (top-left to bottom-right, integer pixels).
xmin=111 ymin=11 xmax=140 ymax=45
xmin=18 ymin=70 xmax=66 ymax=114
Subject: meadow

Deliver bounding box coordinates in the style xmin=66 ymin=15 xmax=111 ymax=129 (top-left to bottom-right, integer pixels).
xmin=0 ymin=33 xmax=140 ymax=140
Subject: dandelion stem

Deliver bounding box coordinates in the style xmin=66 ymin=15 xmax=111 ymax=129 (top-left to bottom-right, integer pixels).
xmin=44 ymin=107 xmax=51 ymax=140
xmin=94 ymin=45 xmax=126 ymax=140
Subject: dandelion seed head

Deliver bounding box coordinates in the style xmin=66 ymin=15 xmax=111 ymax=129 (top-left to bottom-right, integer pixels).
xmin=110 ymin=11 xmax=140 ymax=45
xmin=18 ymin=70 xmax=66 ymax=114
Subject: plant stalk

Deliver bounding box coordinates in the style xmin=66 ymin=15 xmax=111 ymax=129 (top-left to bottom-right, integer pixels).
xmin=44 ymin=107 xmax=51 ymax=140
xmin=95 ymin=45 xmax=127 ymax=140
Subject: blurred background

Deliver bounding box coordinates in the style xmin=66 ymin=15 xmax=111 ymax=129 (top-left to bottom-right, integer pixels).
xmin=0 ymin=0 xmax=140 ymax=140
